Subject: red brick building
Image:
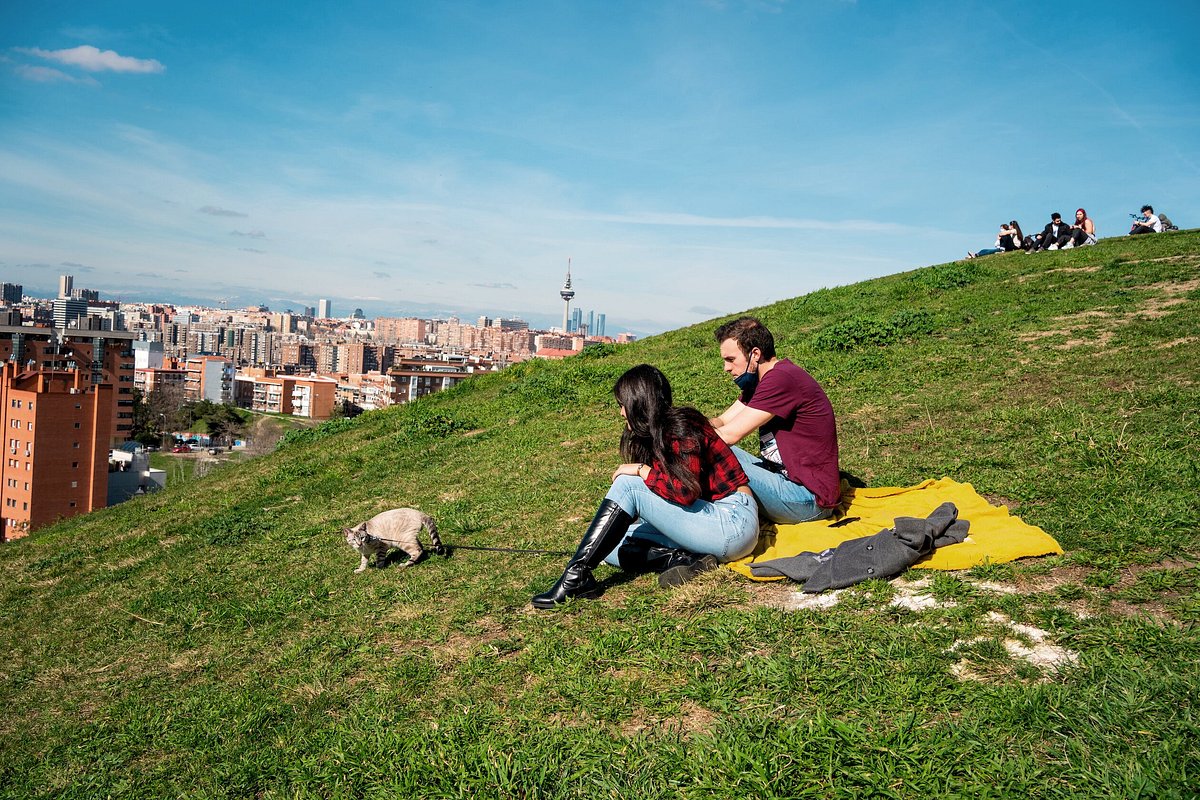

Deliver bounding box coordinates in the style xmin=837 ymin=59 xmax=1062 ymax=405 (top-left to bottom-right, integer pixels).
xmin=0 ymin=363 xmax=113 ymax=540
xmin=0 ymin=325 xmax=135 ymax=446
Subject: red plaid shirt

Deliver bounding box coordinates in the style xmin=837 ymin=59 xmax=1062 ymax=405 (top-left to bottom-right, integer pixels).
xmin=643 ymin=423 xmax=749 ymax=507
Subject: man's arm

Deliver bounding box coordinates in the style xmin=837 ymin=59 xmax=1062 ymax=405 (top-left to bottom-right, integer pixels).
xmin=710 ymin=402 xmax=775 ymax=446
xmin=709 ymin=399 xmax=745 ymax=432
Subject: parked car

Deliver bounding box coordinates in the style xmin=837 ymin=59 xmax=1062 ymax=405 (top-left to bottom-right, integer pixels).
xmin=171 ymin=445 xmax=191 ymax=453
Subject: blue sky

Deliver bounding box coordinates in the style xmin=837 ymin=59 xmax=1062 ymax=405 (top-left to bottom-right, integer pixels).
xmin=2 ymin=1 xmax=1197 ymax=334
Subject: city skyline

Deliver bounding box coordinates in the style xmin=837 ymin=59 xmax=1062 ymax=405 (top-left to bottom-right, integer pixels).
xmin=2 ymin=2 xmax=1197 ymax=334
xmin=16 ymin=271 xmax=617 ymax=337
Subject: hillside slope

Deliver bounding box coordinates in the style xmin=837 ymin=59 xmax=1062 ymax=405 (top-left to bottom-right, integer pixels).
xmin=2 ymin=232 xmax=1198 ymax=798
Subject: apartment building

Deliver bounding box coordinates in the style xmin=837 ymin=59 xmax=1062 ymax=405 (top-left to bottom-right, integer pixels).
xmin=290 ymin=376 xmax=337 ymax=420
xmin=183 ymin=356 xmax=234 ymax=404
xmin=374 ymin=317 xmax=428 ymax=344
xmin=134 ymin=365 xmax=187 ymax=396
xmin=0 ymin=325 xmax=135 ymax=445
xmin=278 ymin=340 xmax=316 ymax=372
xmin=335 ymin=372 xmax=403 ymax=411
xmin=386 ymin=357 xmax=486 ymax=404
xmin=0 ymin=363 xmax=112 ymax=540
xmin=233 ymin=372 xmax=336 ymax=420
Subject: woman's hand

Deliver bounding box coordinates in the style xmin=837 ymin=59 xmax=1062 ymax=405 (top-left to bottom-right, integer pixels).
xmin=612 ymin=462 xmax=648 ymax=482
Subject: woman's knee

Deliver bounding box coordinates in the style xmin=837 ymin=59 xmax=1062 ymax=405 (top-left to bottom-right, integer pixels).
xmin=605 ymin=474 xmax=645 ymax=514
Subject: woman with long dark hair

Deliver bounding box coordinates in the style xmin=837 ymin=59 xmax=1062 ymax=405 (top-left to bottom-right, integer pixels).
xmin=532 ymin=364 xmax=760 ymax=609
xmin=968 ymin=220 xmax=1023 ymax=258
xmin=1051 ymin=208 xmax=1096 ymax=249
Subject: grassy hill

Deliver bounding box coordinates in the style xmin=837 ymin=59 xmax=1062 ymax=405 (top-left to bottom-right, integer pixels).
xmin=3 ymin=232 xmax=1198 ymax=798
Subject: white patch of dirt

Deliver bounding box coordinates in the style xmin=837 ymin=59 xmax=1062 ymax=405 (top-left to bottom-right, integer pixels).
xmin=891 ymin=592 xmax=951 ymax=611
xmin=889 ymin=578 xmax=959 ymax=611
xmin=781 ymin=576 xmax=1079 ymax=681
xmin=969 ymin=581 xmax=1019 ymax=594
xmin=782 ymin=577 xmax=965 ymax=612
xmin=946 ymin=612 xmax=1078 ymax=682
xmin=782 ymin=590 xmax=844 ymax=610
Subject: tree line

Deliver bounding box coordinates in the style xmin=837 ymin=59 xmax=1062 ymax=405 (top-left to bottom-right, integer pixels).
xmin=130 ymin=387 xmax=247 ymax=447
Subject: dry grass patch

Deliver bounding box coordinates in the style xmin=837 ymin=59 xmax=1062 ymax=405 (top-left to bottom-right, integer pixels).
xmin=166 ymin=649 xmax=209 ymax=677
xmin=739 ymin=578 xmax=801 ymax=610
xmin=1018 ymin=274 xmax=1198 ymax=348
xmin=980 ymin=493 xmax=1017 ymax=510
xmin=661 ymin=571 xmax=747 ymax=615
xmin=106 ymin=552 xmax=158 ymax=572
xmin=1054 ymin=331 xmax=1116 ymax=350
xmin=619 ymin=699 xmax=719 ymax=739
xmin=1016 ymin=265 xmax=1101 ymax=283
xmin=1156 ymin=336 xmax=1198 ymax=349
xmin=395 ymin=616 xmax=517 ymax=666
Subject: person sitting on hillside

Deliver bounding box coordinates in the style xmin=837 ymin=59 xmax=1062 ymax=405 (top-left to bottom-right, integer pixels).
xmin=967 ymin=220 xmax=1024 ymax=258
xmin=1129 ymin=205 xmax=1163 ymax=235
xmin=1051 ymin=208 xmax=1097 ymax=249
xmin=1029 ymin=212 xmax=1070 ymax=252
xmin=531 ymin=364 xmax=759 ymax=609
xmin=709 ymin=316 xmax=841 ymax=525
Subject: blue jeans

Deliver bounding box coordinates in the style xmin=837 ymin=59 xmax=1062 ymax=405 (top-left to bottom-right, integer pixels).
xmin=731 ymin=446 xmax=833 ymax=525
xmin=600 ymin=475 xmax=760 ymax=567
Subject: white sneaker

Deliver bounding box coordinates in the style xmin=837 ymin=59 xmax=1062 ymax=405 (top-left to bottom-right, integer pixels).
xmin=1048 ymin=243 xmax=1059 ymax=250
xmin=1062 ymin=240 xmax=1075 ymax=249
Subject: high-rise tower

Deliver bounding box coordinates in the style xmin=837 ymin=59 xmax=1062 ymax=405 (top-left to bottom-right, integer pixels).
xmin=559 ymin=259 xmax=575 ymax=332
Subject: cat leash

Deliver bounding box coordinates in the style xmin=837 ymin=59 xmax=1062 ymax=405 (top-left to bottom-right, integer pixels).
xmin=440 ymin=517 xmax=864 ymax=558
xmin=442 ymin=543 xmax=573 ymax=557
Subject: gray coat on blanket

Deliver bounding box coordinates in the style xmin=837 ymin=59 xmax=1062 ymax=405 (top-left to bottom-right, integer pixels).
xmin=748 ymin=501 xmax=970 ymax=592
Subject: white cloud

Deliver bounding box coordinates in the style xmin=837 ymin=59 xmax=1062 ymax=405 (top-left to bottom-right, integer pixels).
xmin=13 ymin=64 xmax=99 ymax=86
xmin=0 ymin=126 xmax=944 ymax=333
xmin=19 ymin=45 xmax=164 ymax=74
xmin=199 ymin=206 xmax=248 ymax=218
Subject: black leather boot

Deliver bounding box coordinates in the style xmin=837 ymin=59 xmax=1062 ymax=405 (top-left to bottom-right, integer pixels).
xmin=615 ymin=536 xmax=670 ymax=573
xmin=657 ymin=552 xmax=719 ymax=588
xmin=617 ymin=538 xmax=719 ymax=588
xmin=531 ymin=500 xmax=634 ymax=609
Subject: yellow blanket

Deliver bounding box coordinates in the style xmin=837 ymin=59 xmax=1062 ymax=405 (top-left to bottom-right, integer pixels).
xmin=727 ymin=477 xmax=1063 ymax=581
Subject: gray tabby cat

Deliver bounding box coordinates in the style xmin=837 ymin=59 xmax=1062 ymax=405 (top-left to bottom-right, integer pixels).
xmin=343 ymin=508 xmax=447 ymax=573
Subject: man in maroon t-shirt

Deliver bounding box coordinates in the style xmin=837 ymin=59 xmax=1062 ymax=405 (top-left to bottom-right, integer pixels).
xmin=709 ymin=316 xmax=841 ymax=524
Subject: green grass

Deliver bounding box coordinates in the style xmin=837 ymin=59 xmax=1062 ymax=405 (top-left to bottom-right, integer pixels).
xmin=2 ymin=232 xmax=1199 ymax=798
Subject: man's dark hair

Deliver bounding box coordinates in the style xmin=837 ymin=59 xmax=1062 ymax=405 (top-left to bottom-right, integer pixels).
xmin=1142 ymin=204 xmax=1154 ymax=214
xmin=1051 ymin=212 xmax=1062 ymax=220
xmin=714 ymin=316 xmax=776 ymax=360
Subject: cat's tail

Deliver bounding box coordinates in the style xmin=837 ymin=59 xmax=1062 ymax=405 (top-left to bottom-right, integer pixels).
xmin=424 ymin=514 xmax=448 ymax=557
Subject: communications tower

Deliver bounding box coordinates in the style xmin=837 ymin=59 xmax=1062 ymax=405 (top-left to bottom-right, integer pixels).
xmin=559 ymin=258 xmax=575 ymax=332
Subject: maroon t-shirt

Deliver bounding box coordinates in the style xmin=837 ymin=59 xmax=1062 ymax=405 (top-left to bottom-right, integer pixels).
xmin=743 ymin=359 xmax=840 ymax=508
